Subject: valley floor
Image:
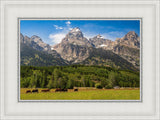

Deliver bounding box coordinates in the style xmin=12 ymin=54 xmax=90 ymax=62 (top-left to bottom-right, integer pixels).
xmin=20 ymin=88 xmax=140 ymax=100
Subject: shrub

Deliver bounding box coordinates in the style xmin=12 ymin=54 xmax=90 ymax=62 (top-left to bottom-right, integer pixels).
xmin=95 ymin=83 xmax=103 ymax=89
xmin=105 ymin=84 xmax=113 ymax=89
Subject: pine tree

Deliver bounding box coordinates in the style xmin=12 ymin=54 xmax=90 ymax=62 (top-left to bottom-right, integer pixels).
xmin=47 ymin=72 xmax=54 ymax=89
xmin=66 ymin=79 xmax=74 ymax=89
xmin=41 ymin=70 xmax=47 ymax=88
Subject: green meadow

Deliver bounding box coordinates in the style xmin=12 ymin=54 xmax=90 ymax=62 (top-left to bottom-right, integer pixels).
xmin=20 ymin=88 xmax=140 ymax=100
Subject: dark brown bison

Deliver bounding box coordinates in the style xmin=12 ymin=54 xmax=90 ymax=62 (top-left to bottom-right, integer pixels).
xmin=41 ymin=89 xmax=50 ymax=92
xmin=32 ymin=89 xmax=38 ymax=93
xmin=55 ymin=88 xmax=68 ymax=92
xmin=26 ymin=90 xmax=31 ymax=93
xmin=62 ymin=88 xmax=68 ymax=92
xmin=55 ymin=88 xmax=62 ymax=92
xmin=74 ymin=89 xmax=78 ymax=92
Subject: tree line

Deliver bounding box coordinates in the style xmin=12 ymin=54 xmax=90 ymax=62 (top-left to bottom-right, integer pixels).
xmin=21 ymin=65 xmax=140 ymax=89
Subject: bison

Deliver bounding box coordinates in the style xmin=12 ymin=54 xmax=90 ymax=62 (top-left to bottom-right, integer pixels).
xmin=32 ymin=89 xmax=38 ymax=93
xmin=55 ymin=88 xmax=68 ymax=92
xmin=26 ymin=90 xmax=31 ymax=93
xmin=74 ymin=89 xmax=78 ymax=92
xmin=55 ymin=88 xmax=62 ymax=92
xmin=62 ymin=88 xmax=68 ymax=92
xmin=41 ymin=89 xmax=50 ymax=92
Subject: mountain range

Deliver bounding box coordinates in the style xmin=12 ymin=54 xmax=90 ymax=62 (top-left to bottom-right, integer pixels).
xmin=20 ymin=27 xmax=140 ymax=71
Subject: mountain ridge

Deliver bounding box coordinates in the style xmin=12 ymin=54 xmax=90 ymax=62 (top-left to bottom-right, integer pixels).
xmin=52 ymin=28 xmax=140 ymax=69
xmin=20 ymin=28 xmax=140 ymax=71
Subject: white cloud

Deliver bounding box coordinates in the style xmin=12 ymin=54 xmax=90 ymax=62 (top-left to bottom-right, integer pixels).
xmin=69 ymin=27 xmax=73 ymax=30
xmin=49 ymin=21 xmax=74 ymax=45
xmin=65 ymin=21 xmax=72 ymax=30
xmin=65 ymin=21 xmax=71 ymax=25
xmin=49 ymin=33 xmax=66 ymax=45
xmin=53 ymin=25 xmax=63 ymax=30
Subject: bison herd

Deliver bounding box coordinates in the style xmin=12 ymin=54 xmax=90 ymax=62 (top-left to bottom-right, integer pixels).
xmin=41 ymin=89 xmax=50 ymax=92
xmin=55 ymin=88 xmax=68 ymax=92
xmin=25 ymin=88 xmax=78 ymax=93
xmin=26 ymin=89 xmax=39 ymax=93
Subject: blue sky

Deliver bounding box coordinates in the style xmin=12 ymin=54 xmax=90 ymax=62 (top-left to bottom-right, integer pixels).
xmin=20 ymin=20 xmax=140 ymax=45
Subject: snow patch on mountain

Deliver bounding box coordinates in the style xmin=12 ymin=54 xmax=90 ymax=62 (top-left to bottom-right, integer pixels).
xmin=51 ymin=47 xmax=54 ymax=50
xmin=97 ymin=35 xmax=103 ymax=39
xmin=98 ymin=44 xmax=107 ymax=48
xmin=71 ymin=27 xmax=81 ymax=33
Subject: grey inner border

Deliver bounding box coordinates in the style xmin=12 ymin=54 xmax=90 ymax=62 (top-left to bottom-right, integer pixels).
xmin=17 ymin=17 xmax=143 ymax=102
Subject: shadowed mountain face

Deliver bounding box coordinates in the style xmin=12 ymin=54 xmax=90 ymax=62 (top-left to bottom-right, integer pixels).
xmin=20 ymin=34 xmax=68 ymax=66
xmin=113 ymin=44 xmax=140 ymax=69
xmin=87 ymin=31 xmax=140 ymax=69
xmin=20 ymin=28 xmax=140 ymax=71
xmin=79 ymin=47 xmax=137 ymax=71
xmin=20 ymin=33 xmax=51 ymax=52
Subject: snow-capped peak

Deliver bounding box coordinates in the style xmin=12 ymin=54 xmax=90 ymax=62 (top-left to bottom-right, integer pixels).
xmin=70 ymin=27 xmax=81 ymax=33
xmin=75 ymin=28 xmax=80 ymax=32
xmin=96 ymin=35 xmax=103 ymax=39
xmin=68 ymin=27 xmax=83 ymax=37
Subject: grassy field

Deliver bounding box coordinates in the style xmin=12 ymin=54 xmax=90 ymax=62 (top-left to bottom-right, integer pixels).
xmin=20 ymin=88 xmax=140 ymax=100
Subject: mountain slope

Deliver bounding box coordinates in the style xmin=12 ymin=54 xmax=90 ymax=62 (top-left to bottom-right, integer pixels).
xmin=20 ymin=34 xmax=68 ymax=66
xmin=89 ymin=31 xmax=140 ymax=68
xmin=54 ymin=43 xmax=90 ymax=63
xmin=21 ymin=43 xmax=67 ymax=66
xmin=113 ymin=44 xmax=140 ymax=69
xmin=79 ymin=47 xmax=137 ymax=71
xmin=89 ymin=35 xmax=115 ymax=50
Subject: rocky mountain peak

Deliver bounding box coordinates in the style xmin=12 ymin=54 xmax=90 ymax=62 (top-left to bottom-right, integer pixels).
xmin=89 ymin=35 xmax=113 ymax=49
xmin=116 ymin=31 xmax=140 ymax=48
xmin=123 ymin=31 xmax=139 ymax=41
xmin=66 ymin=27 xmax=83 ymax=39
xmin=31 ymin=35 xmax=41 ymax=38
xmin=31 ymin=35 xmax=43 ymax=43
xmin=70 ymin=27 xmax=81 ymax=33
xmin=53 ymin=27 xmax=93 ymax=62
xmin=58 ymin=27 xmax=92 ymax=48
xmin=20 ymin=33 xmax=51 ymax=52
xmin=22 ymin=35 xmax=31 ymax=44
xmin=94 ymin=34 xmax=103 ymax=39
xmin=24 ymin=35 xmax=30 ymax=40
xmin=127 ymin=31 xmax=137 ymax=35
